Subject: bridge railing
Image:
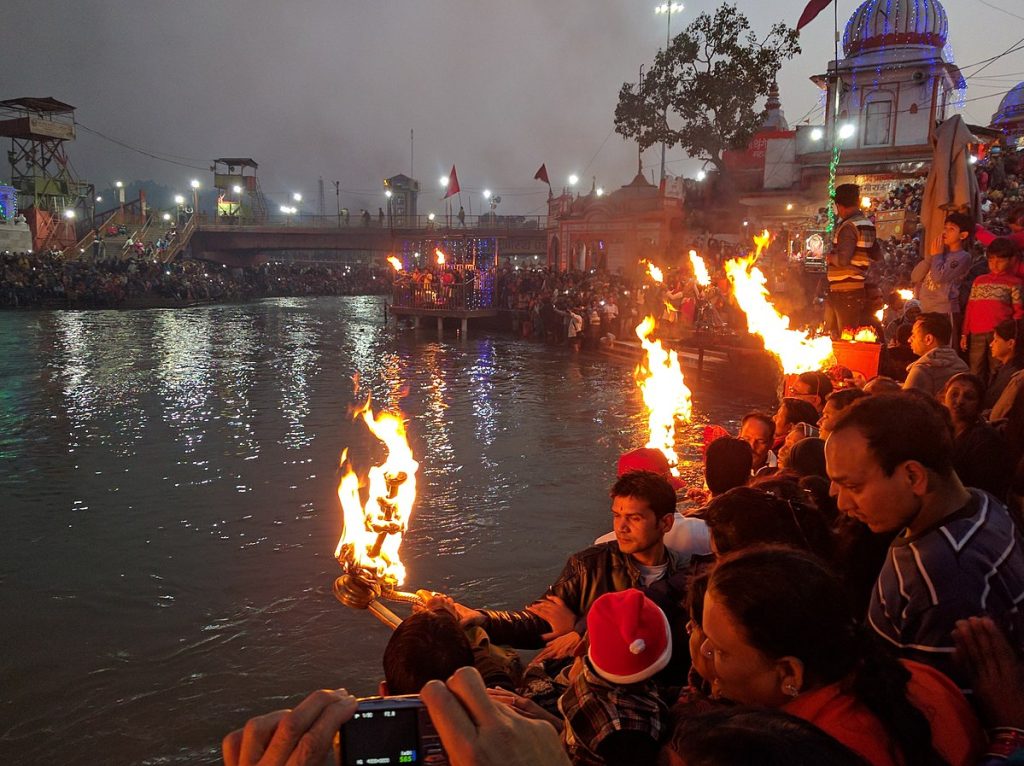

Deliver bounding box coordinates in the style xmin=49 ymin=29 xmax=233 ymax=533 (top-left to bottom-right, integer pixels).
xmin=392 ymin=281 xmax=494 ymax=310
xmin=243 ymin=212 xmax=547 ymax=232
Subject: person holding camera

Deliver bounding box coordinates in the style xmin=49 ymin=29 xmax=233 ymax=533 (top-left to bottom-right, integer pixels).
xmin=222 ymin=667 xmax=569 ymax=766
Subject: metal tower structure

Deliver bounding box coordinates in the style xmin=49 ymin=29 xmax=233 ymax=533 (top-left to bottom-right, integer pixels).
xmin=0 ymin=97 xmax=91 ymax=251
xmin=212 ymin=158 xmax=268 ymax=223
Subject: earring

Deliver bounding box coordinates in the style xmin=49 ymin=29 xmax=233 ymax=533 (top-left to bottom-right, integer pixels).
xmin=783 ymin=683 xmax=800 ymax=697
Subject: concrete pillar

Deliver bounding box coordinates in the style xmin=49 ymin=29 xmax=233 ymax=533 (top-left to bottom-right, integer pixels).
xmin=461 ymin=318 xmax=468 ymax=335
xmin=437 ymin=317 xmax=444 ymax=333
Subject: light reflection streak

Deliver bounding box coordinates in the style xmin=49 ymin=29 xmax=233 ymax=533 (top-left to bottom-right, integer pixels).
xmin=153 ymin=311 xmax=213 ymax=453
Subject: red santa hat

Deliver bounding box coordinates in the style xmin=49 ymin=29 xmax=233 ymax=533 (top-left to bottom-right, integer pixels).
xmin=616 ymin=447 xmax=686 ymax=491
xmin=587 ymin=589 xmax=672 ymax=684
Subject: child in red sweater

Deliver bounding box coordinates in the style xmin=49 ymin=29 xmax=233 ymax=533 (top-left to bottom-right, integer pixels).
xmin=961 ymin=237 xmax=1024 ymax=379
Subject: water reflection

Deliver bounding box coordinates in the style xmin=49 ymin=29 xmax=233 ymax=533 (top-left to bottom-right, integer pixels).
xmin=0 ymin=297 xmax=770 ymax=766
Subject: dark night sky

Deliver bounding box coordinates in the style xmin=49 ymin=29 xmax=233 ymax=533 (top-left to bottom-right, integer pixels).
xmin=4 ymin=0 xmax=1021 ymax=214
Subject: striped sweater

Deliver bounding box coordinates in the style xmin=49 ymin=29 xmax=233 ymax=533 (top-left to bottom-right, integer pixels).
xmin=961 ymin=272 xmax=1024 ymax=335
xmin=868 ymin=490 xmax=1024 ymax=691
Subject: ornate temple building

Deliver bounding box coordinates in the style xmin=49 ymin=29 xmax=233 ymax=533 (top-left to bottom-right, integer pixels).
xmin=740 ymin=0 xmax=969 ymax=226
xmin=544 ymin=175 xmax=687 ymax=272
xmin=992 ymin=83 xmax=1024 ymax=146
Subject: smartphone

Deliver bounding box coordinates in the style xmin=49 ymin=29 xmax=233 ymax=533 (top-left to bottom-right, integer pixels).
xmin=338 ymin=696 xmax=447 ymax=766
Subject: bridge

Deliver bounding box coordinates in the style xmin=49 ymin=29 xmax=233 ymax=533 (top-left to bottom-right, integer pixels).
xmin=186 ymin=213 xmax=549 ymax=266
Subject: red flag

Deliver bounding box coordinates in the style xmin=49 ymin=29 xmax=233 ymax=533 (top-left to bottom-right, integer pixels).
xmin=534 ymin=163 xmax=550 ymax=186
xmin=796 ymin=0 xmax=832 ymax=30
xmin=444 ymin=165 xmax=460 ymax=199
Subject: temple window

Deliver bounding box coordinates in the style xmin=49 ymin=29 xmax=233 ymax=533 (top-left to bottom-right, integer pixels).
xmin=864 ymin=99 xmax=893 ymax=146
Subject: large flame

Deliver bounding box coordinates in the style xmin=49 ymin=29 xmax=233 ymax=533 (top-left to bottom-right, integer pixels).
xmin=897 ymin=288 xmax=914 ymax=301
xmin=724 ymin=231 xmax=834 ymax=374
xmin=435 ymin=248 xmax=446 ymax=266
xmin=689 ymin=250 xmax=711 ymax=287
xmin=634 ymin=315 xmax=692 ymax=474
xmin=387 ymin=255 xmax=403 ymax=272
xmin=334 ymin=397 xmax=419 ymax=586
xmin=642 ymin=260 xmax=664 ymax=284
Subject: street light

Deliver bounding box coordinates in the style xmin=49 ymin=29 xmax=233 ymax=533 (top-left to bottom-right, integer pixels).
xmin=596 ymin=187 xmax=604 ymax=197
xmin=568 ymin=174 xmax=579 ymax=186
xmin=292 ymin=192 xmax=302 ymax=202
xmin=838 ymin=123 xmax=856 ymax=140
xmin=95 ymin=195 xmax=103 ymax=203
xmin=786 ymin=203 xmax=794 ymax=211
xmin=162 ymin=212 xmax=171 ymax=221
xmin=64 ymin=209 xmax=76 ymax=220
xmin=696 ymin=170 xmax=706 ymax=182
xmin=810 ymin=127 xmax=824 ymax=141
xmin=190 ymin=179 xmax=200 ymax=218
xmin=654 ymin=2 xmax=684 ymax=183
xmin=483 ymin=189 xmax=492 ymax=199
xmin=428 ymin=212 xmax=436 ymax=221
xmin=439 ymin=176 xmax=449 ymax=188
xmin=115 ymin=180 xmax=125 ymax=207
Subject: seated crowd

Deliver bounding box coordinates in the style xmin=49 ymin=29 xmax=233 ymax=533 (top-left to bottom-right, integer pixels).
xmin=225 ymin=385 xmax=1024 ymax=766
xmin=0 ymin=251 xmax=389 ymax=308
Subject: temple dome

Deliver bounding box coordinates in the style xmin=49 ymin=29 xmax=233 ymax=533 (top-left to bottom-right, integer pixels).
xmin=993 ymin=83 xmax=1024 ymax=126
xmin=842 ymin=0 xmax=949 ymax=57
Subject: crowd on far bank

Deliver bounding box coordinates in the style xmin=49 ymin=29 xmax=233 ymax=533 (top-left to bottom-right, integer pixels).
xmin=0 ymin=250 xmax=389 ymax=309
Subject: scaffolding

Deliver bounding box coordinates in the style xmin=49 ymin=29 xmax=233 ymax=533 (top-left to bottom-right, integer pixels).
xmin=0 ymin=97 xmax=91 ymax=251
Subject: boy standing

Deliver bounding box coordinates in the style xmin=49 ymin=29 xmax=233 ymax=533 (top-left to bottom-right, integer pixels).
xmin=912 ymin=212 xmax=974 ymax=335
xmin=961 ymin=237 xmax=1024 ymax=379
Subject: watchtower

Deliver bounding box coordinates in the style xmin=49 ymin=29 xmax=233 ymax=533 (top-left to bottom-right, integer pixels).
xmin=212 ymin=158 xmax=267 ymax=223
xmin=0 ymin=97 xmax=91 ymax=251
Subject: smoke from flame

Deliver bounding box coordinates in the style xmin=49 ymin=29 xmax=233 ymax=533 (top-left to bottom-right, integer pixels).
xmin=634 ymin=315 xmax=692 ymax=475
xmin=724 ymin=231 xmax=834 ymax=374
xmin=334 ymin=397 xmax=419 ymax=586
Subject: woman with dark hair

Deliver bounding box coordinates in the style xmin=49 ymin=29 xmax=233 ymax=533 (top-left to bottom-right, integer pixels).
xmin=700 ymin=485 xmax=835 ymax=564
xmin=660 ymin=706 xmax=871 ymax=766
xmin=985 ymin=318 xmax=1024 ymax=409
xmin=940 ymin=372 xmax=1012 ymax=498
xmin=771 ymin=397 xmax=819 ymax=452
xmin=702 ymin=547 xmax=984 ymax=766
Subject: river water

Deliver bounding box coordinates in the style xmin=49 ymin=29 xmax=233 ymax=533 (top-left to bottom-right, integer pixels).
xmin=0 ymin=296 xmax=769 ymax=765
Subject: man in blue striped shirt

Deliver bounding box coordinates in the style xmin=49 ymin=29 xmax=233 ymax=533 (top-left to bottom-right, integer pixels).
xmin=825 ymin=394 xmax=1024 ymax=691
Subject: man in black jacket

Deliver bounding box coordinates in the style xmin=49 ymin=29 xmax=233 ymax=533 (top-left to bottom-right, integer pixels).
xmin=452 ymin=471 xmax=684 ymax=662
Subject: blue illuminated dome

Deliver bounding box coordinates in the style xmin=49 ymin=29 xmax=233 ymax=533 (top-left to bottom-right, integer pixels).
xmin=993 ymin=83 xmax=1024 ymax=126
xmin=842 ymin=0 xmax=949 ymax=57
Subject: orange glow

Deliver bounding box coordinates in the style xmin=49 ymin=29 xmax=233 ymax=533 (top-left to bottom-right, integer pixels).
xmin=334 ymin=397 xmax=419 ymax=586
xmin=387 ymin=255 xmax=403 ymax=272
xmin=897 ymin=288 xmax=914 ymax=301
xmin=642 ymin=260 xmax=664 ymax=284
xmin=840 ymin=326 xmax=879 ymax=343
xmin=875 ymin=306 xmax=886 ymax=322
xmin=724 ymin=231 xmax=834 ymax=374
xmin=689 ymin=250 xmax=711 ymax=287
xmin=435 ymin=248 xmax=446 ymax=266
xmin=634 ymin=315 xmax=692 ymax=475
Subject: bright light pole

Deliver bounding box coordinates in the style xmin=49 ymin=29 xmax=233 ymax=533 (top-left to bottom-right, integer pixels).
xmin=190 ymin=179 xmax=200 ymax=218
xmin=654 ymin=3 xmax=683 ymax=183
xmin=385 ymin=188 xmax=393 ymax=228
xmin=115 ymin=180 xmax=125 ymax=210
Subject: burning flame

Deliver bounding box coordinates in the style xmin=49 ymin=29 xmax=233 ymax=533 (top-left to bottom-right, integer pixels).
xmin=387 ymin=255 xmax=403 ymax=272
xmin=874 ymin=305 xmax=886 ymax=323
xmin=634 ymin=315 xmax=692 ymax=474
xmin=642 ymin=260 xmax=664 ymax=284
xmin=897 ymin=288 xmax=914 ymax=301
xmin=334 ymin=397 xmax=419 ymax=586
xmin=435 ymin=248 xmax=446 ymax=266
xmin=724 ymin=231 xmax=834 ymax=374
xmin=840 ymin=326 xmax=879 ymax=343
xmin=689 ymin=250 xmax=711 ymax=287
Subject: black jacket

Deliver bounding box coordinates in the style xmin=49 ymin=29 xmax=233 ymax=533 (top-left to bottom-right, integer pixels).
xmin=481 ymin=542 xmax=683 ymax=649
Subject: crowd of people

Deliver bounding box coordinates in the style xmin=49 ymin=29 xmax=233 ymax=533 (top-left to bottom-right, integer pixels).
xmin=225 ymin=383 xmax=1024 ymax=766
xmin=0 ymin=251 xmax=389 ymax=308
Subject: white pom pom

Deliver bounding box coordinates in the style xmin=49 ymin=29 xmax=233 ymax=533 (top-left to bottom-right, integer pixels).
xmin=629 ymin=638 xmax=646 ymax=654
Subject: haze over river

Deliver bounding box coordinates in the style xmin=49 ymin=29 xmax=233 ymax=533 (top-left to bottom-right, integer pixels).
xmin=0 ymin=296 xmax=767 ymax=764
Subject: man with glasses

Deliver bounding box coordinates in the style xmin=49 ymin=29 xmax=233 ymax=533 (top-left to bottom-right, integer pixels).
xmin=787 ymin=371 xmax=833 ymax=414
